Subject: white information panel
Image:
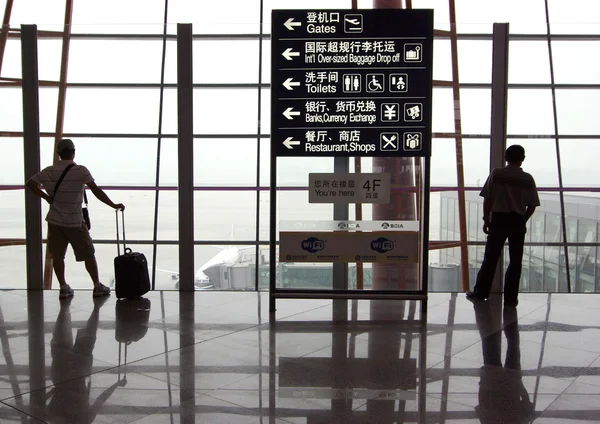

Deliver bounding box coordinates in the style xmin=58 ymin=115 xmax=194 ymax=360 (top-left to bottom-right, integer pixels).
xmin=308 ymin=172 xmax=390 ymax=203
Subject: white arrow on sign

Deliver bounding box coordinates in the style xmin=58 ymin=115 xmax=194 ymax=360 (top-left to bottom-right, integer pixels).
xmin=282 ymin=48 xmax=300 ymax=61
xmin=283 ymin=107 xmax=300 ymax=120
xmin=284 ymin=18 xmax=302 ymax=31
xmin=283 ymin=78 xmax=301 ymax=91
xmin=283 ymin=137 xmax=300 ymax=149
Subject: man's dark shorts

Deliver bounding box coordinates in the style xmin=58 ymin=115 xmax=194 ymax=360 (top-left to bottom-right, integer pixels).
xmin=48 ymin=223 xmax=95 ymax=261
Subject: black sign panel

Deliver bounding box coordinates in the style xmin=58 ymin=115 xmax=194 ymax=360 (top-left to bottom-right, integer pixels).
xmin=271 ymin=9 xmax=433 ymax=157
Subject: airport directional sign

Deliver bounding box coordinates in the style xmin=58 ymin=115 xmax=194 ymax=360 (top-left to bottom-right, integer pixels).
xmin=271 ymin=9 xmax=433 ymax=157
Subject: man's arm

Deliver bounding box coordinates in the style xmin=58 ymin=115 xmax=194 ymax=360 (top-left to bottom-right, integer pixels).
xmin=25 ymin=179 xmax=52 ymax=204
xmin=525 ymin=206 xmax=536 ymax=222
xmin=86 ymin=182 xmax=125 ymax=210
xmin=483 ymin=197 xmax=493 ymax=224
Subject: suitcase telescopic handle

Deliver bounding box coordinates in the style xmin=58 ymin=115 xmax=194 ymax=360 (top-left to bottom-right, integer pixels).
xmin=115 ymin=209 xmax=126 ymax=256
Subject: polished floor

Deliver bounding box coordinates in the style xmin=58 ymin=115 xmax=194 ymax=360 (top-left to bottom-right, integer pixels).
xmin=0 ymin=290 xmax=598 ymax=423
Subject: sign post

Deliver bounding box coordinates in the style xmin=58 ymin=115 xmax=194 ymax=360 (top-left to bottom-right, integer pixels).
xmin=270 ymin=9 xmax=434 ymax=312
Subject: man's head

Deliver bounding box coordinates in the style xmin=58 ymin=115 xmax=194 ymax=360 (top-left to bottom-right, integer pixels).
xmin=505 ymin=144 xmax=525 ymax=165
xmin=56 ymin=139 xmax=75 ymax=160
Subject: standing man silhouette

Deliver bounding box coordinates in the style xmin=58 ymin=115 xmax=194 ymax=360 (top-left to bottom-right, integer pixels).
xmin=26 ymin=139 xmax=125 ymax=298
xmin=466 ymin=145 xmax=540 ymax=306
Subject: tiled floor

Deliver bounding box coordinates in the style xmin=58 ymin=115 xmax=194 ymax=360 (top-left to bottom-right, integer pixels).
xmin=0 ymin=289 xmax=599 ymax=423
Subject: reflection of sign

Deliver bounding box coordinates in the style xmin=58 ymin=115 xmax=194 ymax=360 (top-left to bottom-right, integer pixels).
xmin=271 ymin=9 xmax=433 ymax=157
xmin=308 ymin=172 xmax=390 ymax=204
xmin=280 ymin=220 xmax=420 ymax=232
xmin=279 ymin=231 xmax=419 ymax=263
xmin=279 ymin=357 xmax=417 ymax=391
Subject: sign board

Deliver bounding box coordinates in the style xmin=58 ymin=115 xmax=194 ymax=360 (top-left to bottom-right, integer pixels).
xmin=280 ymin=220 xmax=420 ymax=232
xmin=308 ymin=172 xmax=390 ymax=203
xmin=279 ymin=231 xmax=419 ymax=263
xmin=271 ymin=9 xmax=433 ymax=157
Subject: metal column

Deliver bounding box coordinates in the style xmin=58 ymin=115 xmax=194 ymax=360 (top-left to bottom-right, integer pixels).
xmin=176 ymin=23 xmax=195 ymax=291
xmin=21 ymin=24 xmax=43 ymax=291
xmin=489 ymin=23 xmax=510 ymax=293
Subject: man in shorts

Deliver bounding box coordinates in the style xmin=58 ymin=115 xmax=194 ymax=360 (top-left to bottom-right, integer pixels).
xmin=466 ymin=145 xmax=540 ymax=307
xmin=26 ymin=139 xmax=125 ymax=298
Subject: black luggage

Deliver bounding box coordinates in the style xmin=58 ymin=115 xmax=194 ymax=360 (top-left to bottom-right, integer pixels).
xmin=114 ymin=210 xmax=150 ymax=299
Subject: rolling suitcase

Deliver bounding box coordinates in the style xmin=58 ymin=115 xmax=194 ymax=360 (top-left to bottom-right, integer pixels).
xmin=114 ymin=210 xmax=150 ymax=299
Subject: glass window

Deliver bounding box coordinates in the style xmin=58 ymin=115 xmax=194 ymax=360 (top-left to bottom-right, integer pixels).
xmin=455 ymin=0 xmax=547 ymax=34
xmin=68 ymin=40 xmax=163 ymax=83
xmin=556 ymin=90 xmax=600 ymax=135
xmin=437 ymin=192 xmax=460 ymax=241
xmin=559 ymin=140 xmax=600 ymax=188
xmin=277 ymin=156 xmax=334 ymax=186
xmin=41 ymin=137 xmax=159 ymax=187
xmin=552 ymin=41 xmax=600 ymax=84
xmin=158 ymin=138 xmax=179 ymax=187
xmin=433 ymin=39 xmax=452 ymax=82
xmin=193 ymin=89 xmax=258 ymax=135
xmin=548 ymin=0 xmax=600 ymax=34
xmin=431 ymin=139 xmax=458 ymax=187
xmin=507 ymin=89 xmax=555 ymax=135
xmin=0 ymin=189 xmax=25 ymax=239
xmin=0 ymin=88 xmax=23 ymax=132
xmin=275 ymin=190 xmax=333 ymax=239
xmin=0 ymin=39 xmax=21 ymax=79
xmin=64 ymin=88 xmax=161 ymax=134
xmin=0 ymin=246 xmax=26 ymax=289
xmin=154 ymin=245 xmax=179 ymax=291
xmin=432 ymin=88 xmax=455 ymax=134
xmin=195 ymin=191 xmax=256 ymax=241
xmin=263 ymin=0 xmax=350 ymax=29
xmin=164 ymin=40 xmax=260 ymax=84
xmin=72 ymin=0 xmax=165 ymax=34
xmin=507 ymin=139 xmax=560 ymax=186
xmin=0 ymin=138 xmax=24 ymax=186
xmin=157 ymin=191 xmax=178 ymax=241
xmin=39 ymin=88 xmax=59 ymax=133
xmin=10 ymin=0 xmax=65 ymax=28
xmin=259 ymin=138 xmax=270 ymax=187
xmin=40 ymin=190 xmax=157 ymax=242
xmin=460 ymin=89 xmax=491 ymax=135
xmin=411 ymin=0 xmax=451 ymax=31
xmin=463 ymin=138 xmax=490 ymax=186
xmin=195 ymin=245 xmax=264 ymax=291
xmin=194 ymin=139 xmax=257 ymax=187
xmin=508 ymin=41 xmax=551 ymax=84
xmin=458 ymin=40 xmax=492 ymax=84
xmin=169 ymin=0 xmax=260 ymax=34
xmin=260 ymin=88 xmax=270 ymax=135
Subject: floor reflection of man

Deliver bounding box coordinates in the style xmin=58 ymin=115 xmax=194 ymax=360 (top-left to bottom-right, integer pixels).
xmin=46 ymin=297 xmax=124 ymax=423
xmin=473 ymin=303 xmax=535 ymax=424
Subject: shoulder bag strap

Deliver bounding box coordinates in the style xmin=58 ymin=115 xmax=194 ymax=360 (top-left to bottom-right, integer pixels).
xmin=83 ymin=189 xmax=88 ymax=207
xmin=53 ymin=163 xmax=76 ymax=199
